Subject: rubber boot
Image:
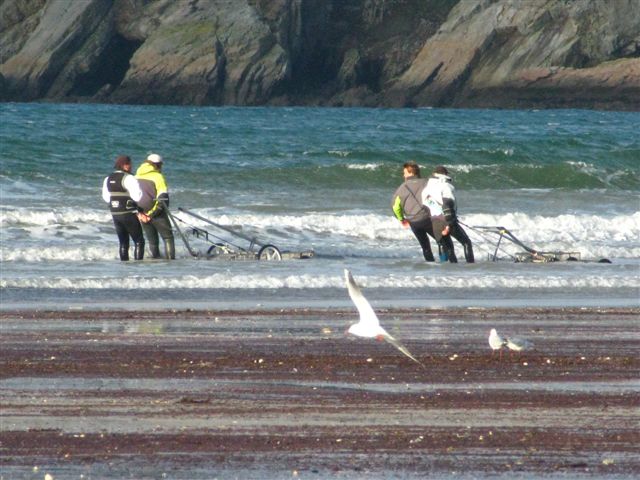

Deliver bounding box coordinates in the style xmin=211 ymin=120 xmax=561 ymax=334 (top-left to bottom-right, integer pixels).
xmin=119 ymin=244 xmax=129 ymax=261
xmin=149 ymin=243 xmax=161 ymax=259
xmin=134 ymin=241 xmax=145 ymax=260
xmin=163 ymin=237 xmax=175 ymax=260
xmin=440 ymin=240 xmax=458 ymax=263
xmin=422 ymin=240 xmax=435 ymax=262
xmin=463 ymin=243 xmax=475 ymax=263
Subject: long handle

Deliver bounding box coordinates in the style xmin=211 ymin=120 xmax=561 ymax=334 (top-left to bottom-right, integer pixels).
xmin=178 ymin=207 xmax=263 ymax=248
xmin=163 ymin=204 xmax=199 ymax=257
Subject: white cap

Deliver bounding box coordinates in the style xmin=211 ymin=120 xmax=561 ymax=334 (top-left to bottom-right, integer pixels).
xmin=146 ymin=153 xmax=163 ymax=164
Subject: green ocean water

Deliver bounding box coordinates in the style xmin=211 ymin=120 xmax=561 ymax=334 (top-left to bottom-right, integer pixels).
xmin=2 ymin=104 xmax=639 ymax=196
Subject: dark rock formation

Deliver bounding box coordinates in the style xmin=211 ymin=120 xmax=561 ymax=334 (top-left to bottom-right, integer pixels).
xmin=1 ymin=0 xmax=638 ymax=109
xmin=386 ymin=0 xmax=640 ymax=109
xmin=0 ymin=0 xmax=115 ymax=100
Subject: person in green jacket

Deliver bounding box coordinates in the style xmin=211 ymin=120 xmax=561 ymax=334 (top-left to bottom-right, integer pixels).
xmin=391 ymin=161 xmax=436 ymax=262
xmin=136 ymin=153 xmax=175 ymax=259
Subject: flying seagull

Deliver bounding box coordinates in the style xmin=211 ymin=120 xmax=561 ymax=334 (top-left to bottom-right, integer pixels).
xmin=344 ymin=269 xmax=424 ymax=368
xmin=488 ymin=328 xmax=508 ymax=358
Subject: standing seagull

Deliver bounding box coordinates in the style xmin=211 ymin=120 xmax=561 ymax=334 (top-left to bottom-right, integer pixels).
xmin=488 ymin=328 xmax=508 ymax=358
xmin=344 ymin=269 xmax=424 ymax=368
xmin=505 ymin=335 xmax=534 ymax=356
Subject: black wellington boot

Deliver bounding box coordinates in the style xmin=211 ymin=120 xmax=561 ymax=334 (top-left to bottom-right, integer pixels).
xmin=134 ymin=241 xmax=145 ymax=260
xmin=149 ymin=244 xmax=161 ymax=259
xmin=463 ymin=243 xmax=475 ymax=263
xmin=163 ymin=238 xmax=175 ymax=260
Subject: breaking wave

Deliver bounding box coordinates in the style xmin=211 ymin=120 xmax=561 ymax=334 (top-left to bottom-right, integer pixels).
xmin=2 ymin=210 xmax=638 ymax=262
xmin=2 ymin=272 xmax=638 ymax=290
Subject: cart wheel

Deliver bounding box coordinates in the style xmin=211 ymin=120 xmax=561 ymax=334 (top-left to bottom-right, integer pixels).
xmin=258 ymin=244 xmax=282 ymax=261
xmin=207 ymin=244 xmax=225 ymax=258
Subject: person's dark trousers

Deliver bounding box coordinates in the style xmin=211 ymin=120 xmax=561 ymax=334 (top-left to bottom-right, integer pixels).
xmin=113 ymin=213 xmax=145 ymax=261
xmin=431 ymin=216 xmax=458 ymax=263
xmin=410 ymin=219 xmax=436 ymax=262
xmin=438 ymin=235 xmax=458 ymax=263
xmin=142 ymin=211 xmax=175 ymax=259
xmin=449 ymin=222 xmax=474 ymax=263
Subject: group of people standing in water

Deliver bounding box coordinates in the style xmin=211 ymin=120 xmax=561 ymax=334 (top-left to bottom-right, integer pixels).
xmin=392 ymin=161 xmax=474 ymax=263
xmin=102 ymin=153 xmax=175 ymax=261
xmin=103 ymin=155 xmax=471 ymax=264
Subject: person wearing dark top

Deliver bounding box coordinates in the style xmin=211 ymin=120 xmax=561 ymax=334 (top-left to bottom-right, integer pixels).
xmin=101 ymin=155 xmax=145 ymax=261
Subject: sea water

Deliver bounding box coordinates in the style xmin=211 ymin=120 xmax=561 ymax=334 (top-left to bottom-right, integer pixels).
xmin=1 ymin=104 xmax=638 ymax=309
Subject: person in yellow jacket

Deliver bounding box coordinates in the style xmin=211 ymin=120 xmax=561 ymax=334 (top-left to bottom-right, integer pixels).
xmin=136 ymin=153 xmax=175 ymax=259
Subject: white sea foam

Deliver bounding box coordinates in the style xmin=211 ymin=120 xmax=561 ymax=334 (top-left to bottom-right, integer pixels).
xmin=0 ymin=208 xmax=110 ymax=227
xmin=565 ymin=160 xmax=601 ymax=177
xmin=1 ymin=272 xmax=638 ymax=290
xmin=0 ymin=246 xmax=116 ymax=262
xmin=2 ymin=210 xmax=639 ymax=262
xmin=346 ymin=163 xmax=381 ymax=170
xmin=458 ymin=212 xmax=640 ymax=256
xmin=447 ymin=164 xmax=492 ymax=173
xmin=328 ymin=150 xmax=351 ymax=157
xmin=199 ymin=210 xmax=640 ymax=257
xmin=469 ymin=147 xmax=516 ymax=157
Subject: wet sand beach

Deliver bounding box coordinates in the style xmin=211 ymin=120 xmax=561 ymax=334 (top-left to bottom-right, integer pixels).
xmin=1 ymin=307 xmax=639 ymax=479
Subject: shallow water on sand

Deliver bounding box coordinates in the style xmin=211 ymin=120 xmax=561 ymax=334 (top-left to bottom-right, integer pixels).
xmin=2 ymin=308 xmax=639 ymax=479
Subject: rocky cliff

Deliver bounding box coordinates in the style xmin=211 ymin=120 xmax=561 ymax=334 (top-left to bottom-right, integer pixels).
xmin=1 ymin=0 xmax=639 ymax=109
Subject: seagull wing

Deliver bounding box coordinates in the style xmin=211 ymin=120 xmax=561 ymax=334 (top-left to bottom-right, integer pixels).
xmin=344 ymin=269 xmax=424 ymax=367
xmin=345 ymin=269 xmax=380 ymax=328
xmin=506 ymin=336 xmax=533 ymax=351
xmin=381 ymin=332 xmax=425 ymax=368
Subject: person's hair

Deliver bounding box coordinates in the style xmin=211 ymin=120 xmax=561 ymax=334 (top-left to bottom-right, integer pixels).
xmin=403 ymin=161 xmax=420 ymax=177
xmin=433 ymin=165 xmax=449 ymax=175
xmin=114 ymin=155 xmax=132 ymax=170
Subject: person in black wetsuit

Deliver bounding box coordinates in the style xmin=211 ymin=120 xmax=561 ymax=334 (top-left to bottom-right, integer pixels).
xmin=101 ymin=155 xmax=145 ymax=261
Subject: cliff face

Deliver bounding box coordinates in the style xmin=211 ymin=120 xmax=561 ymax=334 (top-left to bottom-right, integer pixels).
xmin=1 ymin=0 xmax=638 ymax=109
xmin=388 ymin=0 xmax=640 ymax=109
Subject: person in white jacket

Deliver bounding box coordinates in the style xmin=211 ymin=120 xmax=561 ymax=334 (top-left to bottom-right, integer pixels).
xmin=102 ymin=155 xmax=145 ymax=261
xmin=422 ymin=166 xmax=474 ymax=263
